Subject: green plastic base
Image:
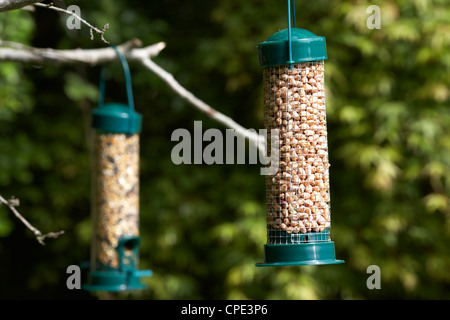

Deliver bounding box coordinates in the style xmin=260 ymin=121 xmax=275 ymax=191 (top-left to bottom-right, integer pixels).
xmin=256 ymin=242 xmax=344 ymax=267
xmin=83 ymin=269 xmax=152 ymax=292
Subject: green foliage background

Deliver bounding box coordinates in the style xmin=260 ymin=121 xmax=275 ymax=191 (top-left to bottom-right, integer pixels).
xmin=0 ymin=0 xmax=449 ymax=299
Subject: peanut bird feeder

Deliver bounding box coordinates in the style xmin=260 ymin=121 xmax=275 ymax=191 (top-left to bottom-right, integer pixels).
xmin=256 ymin=0 xmax=344 ymax=266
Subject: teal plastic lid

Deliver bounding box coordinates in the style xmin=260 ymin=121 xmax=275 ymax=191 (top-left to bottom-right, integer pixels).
xmin=92 ymin=103 xmax=142 ymax=134
xmin=257 ymin=28 xmax=327 ymax=67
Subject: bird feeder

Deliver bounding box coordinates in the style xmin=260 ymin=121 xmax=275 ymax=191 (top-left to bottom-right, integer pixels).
xmin=83 ymin=46 xmax=152 ymax=291
xmin=256 ymin=1 xmax=344 ymax=266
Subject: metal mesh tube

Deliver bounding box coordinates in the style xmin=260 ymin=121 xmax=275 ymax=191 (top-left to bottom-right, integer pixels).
xmin=92 ymin=133 xmax=140 ymax=269
xmin=264 ymin=61 xmax=331 ymax=244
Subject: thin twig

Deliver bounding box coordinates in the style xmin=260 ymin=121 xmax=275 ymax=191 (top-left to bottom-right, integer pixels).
xmin=34 ymin=2 xmax=110 ymax=44
xmin=138 ymin=57 xmax=266 ymax=153
xmin=0 ymin=39 xmax=264 ymax=152
xmin=0 ymin=194 xmax=65 ymax=245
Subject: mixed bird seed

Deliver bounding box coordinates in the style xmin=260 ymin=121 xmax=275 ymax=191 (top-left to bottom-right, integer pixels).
xmin=93 ymin=133 xmax=140 ymax=268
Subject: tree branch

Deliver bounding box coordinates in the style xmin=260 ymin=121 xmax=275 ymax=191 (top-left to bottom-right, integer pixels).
xmin=0 ymin=39 xmax=265 ymax=152
xmin=0 ymin=0 xmax=42 ymax=12
xmin=0 ymin=195 xmax=65 ymax=245
xmin=0 ymin=38 xmax=164 ymax=65
xmin=138 ymin=57 xmax=265 ymax=152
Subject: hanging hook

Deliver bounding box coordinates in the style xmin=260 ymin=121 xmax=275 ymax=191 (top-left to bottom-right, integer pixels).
xmin=287 ymin=0 xmax=297 ymax=68
xmin=98 ymin=45 xmax=135 ymax=112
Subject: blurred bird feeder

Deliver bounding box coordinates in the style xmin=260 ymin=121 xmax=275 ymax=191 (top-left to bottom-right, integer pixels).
xmin=256 ymin=0 xmax=344 ymax=266
xmin=83 ymin=46 xmax=152 ymax=291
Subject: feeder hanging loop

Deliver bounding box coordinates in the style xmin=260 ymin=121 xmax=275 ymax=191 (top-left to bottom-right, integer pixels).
xmin=287 ymin=0 xmax=296 ymax=67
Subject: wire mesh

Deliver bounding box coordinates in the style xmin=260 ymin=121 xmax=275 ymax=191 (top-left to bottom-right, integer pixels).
xmin=264 ymin=61 xmax=332 ymax=244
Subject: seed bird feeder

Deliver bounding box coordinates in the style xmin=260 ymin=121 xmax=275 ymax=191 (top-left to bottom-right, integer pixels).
xmin=83 ymin=46 xmax=152 ymax=291
xmin=256 ymin=1 xmax=344 ymax=266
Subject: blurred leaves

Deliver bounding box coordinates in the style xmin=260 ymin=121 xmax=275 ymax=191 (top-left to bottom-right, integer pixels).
xmin=0 ymin=207 xmax=13 ymax=237
xmin=64 ymin=72 xmax=98 ymax=102
xmin=0 ymin=10 xmax=34 ymax=121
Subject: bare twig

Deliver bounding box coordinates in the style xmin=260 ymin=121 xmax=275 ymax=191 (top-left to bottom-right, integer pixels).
xmin=36 ymin=230 xmax=65 ymax=245
xmin=0 ymin=194 xmax=65 ymax=245
xmin=138 ymin=57 xmax=265 ymax=153
xmin=34 ymin=2 xmax=110 ymax=44
xmin=0 ymin=39 xmax=264 ymax=152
